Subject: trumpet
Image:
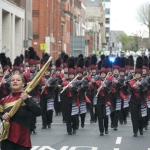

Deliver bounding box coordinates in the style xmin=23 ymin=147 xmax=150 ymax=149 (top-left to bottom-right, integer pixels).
xmin=60 ymin=75 xmax=79 ymax=93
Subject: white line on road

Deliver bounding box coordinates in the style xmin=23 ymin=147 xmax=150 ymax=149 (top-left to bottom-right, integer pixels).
xmin=114 ymin=148 xmax=119 ymax=150
xmin=148 ymin=149 xmax=150 ymax=150
xmin=116 ymin=137 xmax=122 ymax=144
xmin=60 ymin=146 xmax=69 ymax=150
xmin=31 ymin=146 xmax=40 ymax=150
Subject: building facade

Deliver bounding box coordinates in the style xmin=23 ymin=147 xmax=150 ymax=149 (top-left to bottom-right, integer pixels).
xmin=85 ymin=0 xmax=105 ymax=55
xmin=109 ymin=30 xmax=124 ymax=52
xmin=102 ymin=0 xmax=111 ymax=44
xmin=32 ymin=0 xmax=86 ymax=59
xmin=0 ymin=0 xmax=32 ymax=61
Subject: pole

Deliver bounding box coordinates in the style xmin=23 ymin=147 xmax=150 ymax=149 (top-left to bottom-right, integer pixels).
xmin=50 ymin=10 xmax=62 ymax=56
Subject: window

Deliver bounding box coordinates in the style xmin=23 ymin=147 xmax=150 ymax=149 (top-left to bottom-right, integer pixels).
xmin=105 ymin=8 xmax=110 ymax=14
xmin=105 ymin=27 xmax=110 ymax=33
xmin=103 ymin=0 xmax=110 ymax=2
xmin=106 ymin=37 xmax=109 ymax=43
xmin=105 ymin=18 xmax=110 ymax=24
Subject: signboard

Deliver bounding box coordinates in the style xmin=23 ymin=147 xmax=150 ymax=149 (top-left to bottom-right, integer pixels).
xmin=40 ymin=43 xmax=46 ymax=50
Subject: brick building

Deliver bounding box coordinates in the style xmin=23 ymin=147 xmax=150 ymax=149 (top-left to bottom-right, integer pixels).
xmin=33 ymin=0 xmax=78 ymax=60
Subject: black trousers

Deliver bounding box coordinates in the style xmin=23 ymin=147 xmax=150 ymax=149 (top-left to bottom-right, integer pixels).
xmin=110 ymin=110 xmax=120 ymax=128
xmin=97 ymin=104 xmax=108 ymax=133
xmin=119 ymin=107 xmax=128 ymax=123
xmin=60 ymin=94 xmax=66 ymax=122
xmin=54 ymin=93 xmax=61 ymax=114
xmin=130 ymin=101 xmax=143 ymax=134
xmin=46 ymin=110 xmax=53 ymax=125
xmin=143 ymin=108 xmax=150 ymax=127
xmin=40 ymin=95 xmax=47 ymax=127
xmin=86 ymin=92 xmax=94 ymax=121
xmin=80 ymin=113 xmax=86 ymax=124
xmin=29 ymin=113 xmax=36 ymax=131
xmin=1 ymin=140 xmax=30 ymax=150
xmin=64 ymin=101 xmax=72 ymax=133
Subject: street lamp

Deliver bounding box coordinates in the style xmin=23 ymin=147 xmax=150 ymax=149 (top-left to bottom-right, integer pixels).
xmin=50 ymin=10 xmax=62 ymax=56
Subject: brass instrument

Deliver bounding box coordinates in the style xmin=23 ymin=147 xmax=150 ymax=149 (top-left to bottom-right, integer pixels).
xmin=0 ymin=56 xmax=53 ymax=141
xmin=60 ymin=75 xmax=79 ymax=93
xmin=95 ymin=72 xmax=111 ymax=97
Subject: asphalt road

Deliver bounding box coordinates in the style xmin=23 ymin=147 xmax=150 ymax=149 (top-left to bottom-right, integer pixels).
xmin=31 ymin=113 xmax=150 ymax=150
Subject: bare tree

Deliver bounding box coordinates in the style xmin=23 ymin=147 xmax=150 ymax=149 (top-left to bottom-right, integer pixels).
xmin=137 ymin=2 xmax=150 ymax=38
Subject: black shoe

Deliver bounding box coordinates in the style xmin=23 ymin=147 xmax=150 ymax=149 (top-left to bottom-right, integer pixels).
xmin=48 ymin=124 xmax=51 ymax=129
xmin=140 ymin=130 xmax=143 ymax=135
xmin=133 ymin=133 xmax=138 ymax=137
xmin=94 ymin=118 xmax=97 ymax=123
xmin=100 ymin=132 xmax=104 ymax=136
xmin=114 ymin=127 xmax=117 ymax=131
xmin=124 ymin=120 xmax=127 ymax=124
xmin=120 ymin=122 xmax=123 ymax=125
xmin=32 ymin=130 xmax=37 ymax=134
xmin=145 ymin=126 xmax=148 ymax=130
xmin=73 ymin=130 xmax=76 ymax=134
xmin=111 ymin=124 xmax=114 ymax=128
xmin=105 ymin=129 xmax=109 ymax=134
xmin=81 ymin=123 xmax=84 ymax=128
xmin=68 ymin=132 xmax=72 ymax=135
xmin=90 ymin=120 xmax=94 ymax=123
xmin=41 ymin=126 xmax=46 ymax=129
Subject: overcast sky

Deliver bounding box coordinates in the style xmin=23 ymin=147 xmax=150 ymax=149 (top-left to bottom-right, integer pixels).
xmin=110 ymin=0 xmax=149 ymax=37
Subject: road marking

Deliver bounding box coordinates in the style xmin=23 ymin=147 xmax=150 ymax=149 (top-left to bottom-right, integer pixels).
xmin=114 ymin=149 xmax=119 ymax=150
xmin=31 ymin=146 xmax=40 ymax=150
xmin=69 ymin=146 xmax=98 ymax=150
xmin=116 ymin=137 xmax=122 ymax=144
xmin=148 ymin=149 xmax=150 ymax=150
xmin=60 ymin=146 xmax=69 ymax=150
xmin=39 ymin=146 xmax=56 ymax=150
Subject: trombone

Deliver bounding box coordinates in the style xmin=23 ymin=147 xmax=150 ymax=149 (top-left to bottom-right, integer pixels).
xmin=95 ymin=72 xmax=111 ymax=97
xmin=60 ymin=75 xmax=79 ymax=93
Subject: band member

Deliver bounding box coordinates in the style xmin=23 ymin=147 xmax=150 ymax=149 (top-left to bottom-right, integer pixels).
xmin=142 ymin=56 xmax=149 ymax=130
xmin=40 ymin=56 xmax=57 ymax=129
xmin=1 ymin=54 xmax=12 ymax=96
xmin=119 ymin=57 xmax=129 ymax=125
xmin=83 ymin=57 xmax=90 ymax=76
xmin=53 ymin=58 xmax=64 ymax=116
xmin=87 ymin=55 xmax=98 ymax=123
xmin=0 ymin=74 xmax=41 ymax=150
xmin=35 ymin=55 xmax=41 ymax=72
xmin=96 ymin=58 xmax=111 ymax=136
xmin=76 ymin=57 xmax=89 ymax=128
xmin=128 ymin=56 xmax=145 ymax=137
xmin=62 ymin=54 xmax=69 ymax=77
xmin=61 ymin=57 xmax=79 ymax=135
xmin=24 ymin=47 xmax=41 ymax=134
xmin=20 ymin=54 xmax=25 ymax=74
xmin=110 ymin=57 xmax=121 ymax=130
xmin=12 ymin=56 xmax=21 ymax=75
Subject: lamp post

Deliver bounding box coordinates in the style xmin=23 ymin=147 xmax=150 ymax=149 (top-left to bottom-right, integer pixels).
xmin=50 ymin=10 xmax=62 ymax=56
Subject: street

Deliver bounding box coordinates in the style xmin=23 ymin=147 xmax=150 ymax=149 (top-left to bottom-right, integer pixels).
xmin=31 ymin=113 xmax=150 ymax=150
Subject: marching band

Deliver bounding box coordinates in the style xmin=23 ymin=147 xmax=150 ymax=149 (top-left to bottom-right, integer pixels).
xmin=0 ymin=47 xmax=150 ymax=138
